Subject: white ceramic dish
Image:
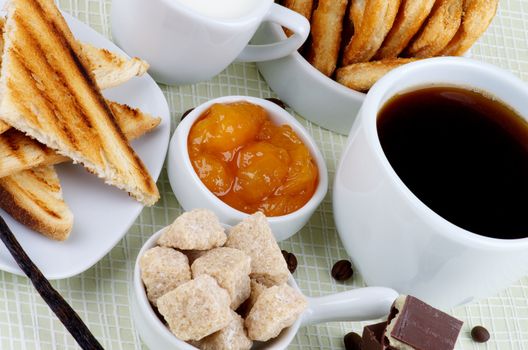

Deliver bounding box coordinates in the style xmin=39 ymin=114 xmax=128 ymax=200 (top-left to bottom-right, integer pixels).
xmin=0 ymin=10 xmax=171 ymax=279
xmin=131 ymin=228 xmax=398 ymax=350
xmin=112 ymin=0 xmax=310 ymax=85
xmin=253 ymin=23 xmax=471 ymax=135
xmin=167 ymin=96 xmax=328 ymax=241
xmin=253 ymin=22 xmax=365 ymax=135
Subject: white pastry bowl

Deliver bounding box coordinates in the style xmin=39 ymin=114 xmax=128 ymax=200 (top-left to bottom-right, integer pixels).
xmin=167 ymin=96 xmax=328 ymax=241
xmin=252 ymin=23 xmax=472 ymax=135
xmin=131 ymin=228 xmax=399 ymax=349
xmin=253 ymin=22 xmax=366 ymax=135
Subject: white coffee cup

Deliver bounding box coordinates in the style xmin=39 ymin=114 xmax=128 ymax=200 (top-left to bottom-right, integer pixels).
xmin=333 ymin=57 xmax=528 ymax=309
xmin=111 ymin=0 xmax=310 ymax=85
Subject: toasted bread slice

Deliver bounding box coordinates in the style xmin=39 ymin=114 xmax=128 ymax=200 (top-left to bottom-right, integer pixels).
xmin=0 ymin=19 xmax=148 ymax=136
xmin=80 ymin=42 xmax=149 ymax=89
xmin=107 ymin=102 xmax=161 ymax=140
xmin=0 ymin=0 xmax=159 ymax=205
xmin=0 ymin=17 xmax=148 ymax=91
xmin=0 ymin=101 xmax=161 ymax=239
xmin=0 ymin=165 xmax=73 ymax=240
xmin=0 ymin=46 xmax=150 ymax=135
xmin=0 ymin=102 xmax=161 ymax=178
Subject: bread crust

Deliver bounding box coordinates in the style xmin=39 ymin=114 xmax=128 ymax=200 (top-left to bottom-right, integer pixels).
xmin=0 ymin=166 xmax=73 ymax=240
xmin=0 ymin=0 xmax=159 ymax=205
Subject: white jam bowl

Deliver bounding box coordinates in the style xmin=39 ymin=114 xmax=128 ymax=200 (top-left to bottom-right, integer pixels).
xmin=167 ymin=96 xmax=328 ymax=241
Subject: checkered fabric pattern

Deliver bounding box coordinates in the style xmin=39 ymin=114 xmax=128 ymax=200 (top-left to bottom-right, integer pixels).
xmin=0 ymin=0 xmax=525 ymax=349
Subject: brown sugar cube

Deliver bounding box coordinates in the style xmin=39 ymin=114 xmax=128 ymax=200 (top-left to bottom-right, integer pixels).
xmin=225 ymin=212 xmax=289 ymax=286
xmin=157 ymin=275 xmax=232 ymax=341
xmin=139 ymin=247 xmax=191 ymax=304
xmin=245 ymin=284 xmax=307 ymax=342
xmin=180 ymin=249 xmax=209 ymax=264
xmin=157 ymin=209 xmax=226 ymax=250
xmin=198 ymin=310 xmax=253 ymax=350
xmin=237 ymin=279 xmax=268 ymax=317
xmin=191 ymin=247 xmax=251 ymax=310
xmin=247 ymin=279 xmax=268 ymax=311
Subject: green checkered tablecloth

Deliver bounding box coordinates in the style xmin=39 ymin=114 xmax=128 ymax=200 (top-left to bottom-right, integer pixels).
xmin=0 ymin=0 xmax=526 ymax=349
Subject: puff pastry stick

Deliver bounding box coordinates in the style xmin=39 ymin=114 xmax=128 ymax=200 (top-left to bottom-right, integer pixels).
xmin=440 ymin=0 xmax=499 ymax=56
xmin=282 ymin=0 xmax=314 ymax=36
xmin=336 ymin=58 xmax=417 ymax=92
xmin=405 ymin=0 xmax=464 ymax=57
xmin=342 ymin=0 xmax=399 ymax=65
xmin=374 ymin=0 xmax=436 ymax=59
xmin=308 ymin=0 xmax=349 ymax=77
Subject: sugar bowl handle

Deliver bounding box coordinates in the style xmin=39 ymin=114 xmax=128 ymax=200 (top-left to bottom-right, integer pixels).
xmin=301 ymin=287 xmax=398 ymax=326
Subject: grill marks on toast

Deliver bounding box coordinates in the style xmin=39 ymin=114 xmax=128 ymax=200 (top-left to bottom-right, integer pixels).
xmin=10 ymin=14 xmax=98 ymax=158
xmin=0 ymin=0 xmax=159 ymax=205
xmin=8 ymin=58 xmax=80 ymax=151
xmin=0 ymin=129 xmax=66 ymax=178
xmin=0 ymin=165 xmax=73 ymax=240
xmin=20 ymin=0 xmax=130 ymax=149
xmin=0 ymin=103 xmax=160 ymax=178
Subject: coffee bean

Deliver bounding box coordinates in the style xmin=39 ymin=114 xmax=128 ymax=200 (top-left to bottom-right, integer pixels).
xmin=343 ymin=332 xmax=362 ymax=350
xmin=265 ymin=98 xmax=287 ymax=110
xmin=281 ymin=250 xmax=298 ymax=273
xmin=471 ymin=326 xmax=490 ymax=343
xmin=331 ymin=260 xmax=353 ymax=281
xmin=181 ymin=108 xmax=195 ymax=121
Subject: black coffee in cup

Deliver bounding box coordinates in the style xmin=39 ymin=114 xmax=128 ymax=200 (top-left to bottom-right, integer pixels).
xmin=377 ymin=86 xmax=528 ymax=239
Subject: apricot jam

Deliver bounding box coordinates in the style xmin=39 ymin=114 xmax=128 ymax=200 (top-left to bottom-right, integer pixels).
xmin=188 ymin=102 xmax=318 ymax=217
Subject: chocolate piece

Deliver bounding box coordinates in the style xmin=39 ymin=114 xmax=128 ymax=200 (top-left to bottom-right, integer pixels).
xmin=471 ymin=326 xmax=490 ymax=343
xmin=362 ymin=322 xmax=387 ymax=350
xmin=385 ymin=295 xmax=463 ymax=350
xmin=281 ymin=250 xmax=298 ymax=273
xmin=331 ymin=260 xmax=353 ymax=281
xmin=343 ymin=331 xmax=362 ymax=350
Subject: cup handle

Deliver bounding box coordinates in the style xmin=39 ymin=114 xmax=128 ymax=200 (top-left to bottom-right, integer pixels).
xmin=301 ymin=287 xmax=399 ymax=327
xmin=237 ymin=3 xmax=310 ymax=62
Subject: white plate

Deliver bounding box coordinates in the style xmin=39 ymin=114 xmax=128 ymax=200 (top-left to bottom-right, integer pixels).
xmin=0 ymin=11 xmax=171 ymax=279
